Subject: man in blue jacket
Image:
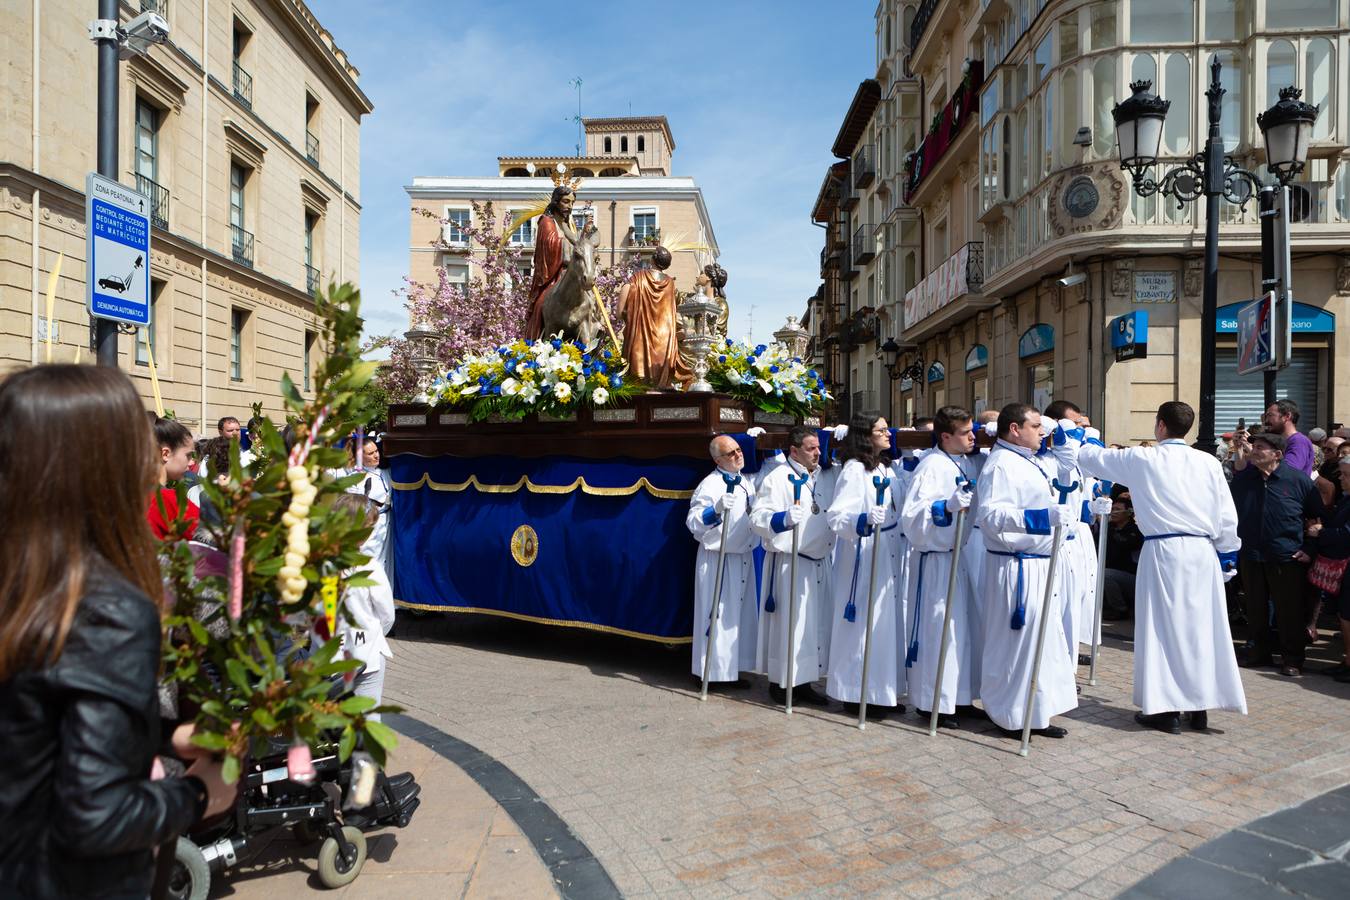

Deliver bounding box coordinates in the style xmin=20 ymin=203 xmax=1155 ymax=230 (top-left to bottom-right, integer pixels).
xmin=1230 ymin=432 xmax=1325 ymax=676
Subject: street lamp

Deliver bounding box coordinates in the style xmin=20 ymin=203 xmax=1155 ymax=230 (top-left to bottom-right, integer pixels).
xmin=1112 ymin=58 xmax=1317 ymax=454
xmin=879 ymin=337 xmax=923 ymax=382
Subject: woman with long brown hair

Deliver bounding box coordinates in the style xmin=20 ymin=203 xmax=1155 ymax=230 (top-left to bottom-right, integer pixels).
xmin=0 ymin=365 xmax=233 ymax=898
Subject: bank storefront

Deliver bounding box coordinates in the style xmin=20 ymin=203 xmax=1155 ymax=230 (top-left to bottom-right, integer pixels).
xmin=1215 ymin=301 xmax=1336 ymax=431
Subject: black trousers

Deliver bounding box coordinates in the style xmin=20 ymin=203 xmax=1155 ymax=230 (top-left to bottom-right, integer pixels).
xmin=1243 ymin=558 xmax=1308 ymax=668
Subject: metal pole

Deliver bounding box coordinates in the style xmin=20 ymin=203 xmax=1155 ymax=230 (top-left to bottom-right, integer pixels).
xmin=94 ymin=0 xmax=119 ymax=367
xmin=700 ymin=475 xmax=739 ymax=701
xmin=857 ymin=475 xmax=890 ymax=730
xmin=1258 ymin=185 xmax=1278 ymax=407
xmin=784 ymin=475 xmax=806 ymax=716
xmin=1019 ymin=525 xmax=1065 ymax=757
xmin=1195 ymin=57 xmax=1225 ymax=455
xmin=928 ymin=498 xmax=969 ymax=737
xmin=1087 ymin=507 xmax=1109 ymax=687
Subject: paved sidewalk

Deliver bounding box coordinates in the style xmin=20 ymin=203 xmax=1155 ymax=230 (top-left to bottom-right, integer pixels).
xmin=1123 ymin=782 xmax=1350 ymax=898
xmin=385 ymin=611 xmax=1350 ymax=898
xmin=207 ymin=728 xmax=559 ymax=899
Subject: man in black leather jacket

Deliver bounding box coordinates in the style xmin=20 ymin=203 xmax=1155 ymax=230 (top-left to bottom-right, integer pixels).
xmin=0 ymin=565 xmax=209 ymax=899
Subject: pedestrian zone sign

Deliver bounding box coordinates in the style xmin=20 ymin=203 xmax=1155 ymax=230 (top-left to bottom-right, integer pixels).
xmin=1236 ymin=291 xmax=1275 ymax=375
xmin=85 ymin=172 xmax=151 ymax=327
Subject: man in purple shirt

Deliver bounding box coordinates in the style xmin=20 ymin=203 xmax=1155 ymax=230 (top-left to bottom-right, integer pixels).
xmin=1247 ymin=400 xmax=1315 ymax=476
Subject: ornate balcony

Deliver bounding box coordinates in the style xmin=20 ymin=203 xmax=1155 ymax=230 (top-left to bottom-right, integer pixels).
xmin=852 ymin=224 xmax=876 ymax=267
xmin=903 ymin=60 xmax=984 ymax=205
xmin=852 ymin=144 xmax=876 ymax=190
xmin=135 ymin=174 xmax=169 ymax=230
xmin=306 ymin=264 xmax=320 ymax=295
xmin=306 ymin=130 xmax=319 ymax=166
xmin=232 ymin=61 xmax=252 ymax=109
xmin=231 ymin=224 xmax=254 ymax=268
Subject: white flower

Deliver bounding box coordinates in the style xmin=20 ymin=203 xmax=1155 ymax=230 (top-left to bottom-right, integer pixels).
xmin=460 ymin=384 xmax=481 ymax=396
xmin=592 ymin=386 xmax=610 ymax=405
xmin=449 ymin=370 xmax=468 ymax=387
xmin=756 ymin=378 xmax=774 ymax=394
xmin=501 ymin=377 xmax=520 ymax=396
xmin=554 ymin=381 xmax=573 ymax=402
xmin=520 ymin=382 xmax=541 ymax=403
xmin=576 ymin=374 xmax=587 ymax=392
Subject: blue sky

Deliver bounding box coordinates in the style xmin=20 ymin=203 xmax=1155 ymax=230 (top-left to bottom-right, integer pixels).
xmin=312 ymin=0 xmax=875 ymax=347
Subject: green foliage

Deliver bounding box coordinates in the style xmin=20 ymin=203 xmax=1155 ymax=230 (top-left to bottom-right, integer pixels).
xmin=160 ymin=283 xmax=399 ymax=781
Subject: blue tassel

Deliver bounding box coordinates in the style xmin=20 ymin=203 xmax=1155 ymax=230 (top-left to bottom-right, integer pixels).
xmin=764 ymin=595 xmax=776 ymax=614
xmin=1010 ymin=604 xmax=1025 ymax=630
xmin=905 ymin=639 xmax=918 ymax=667
xmin=844 ymin=600 xmax=856 ymax=622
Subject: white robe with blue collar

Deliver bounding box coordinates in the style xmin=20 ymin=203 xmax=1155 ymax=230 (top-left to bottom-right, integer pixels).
xmin=687 ymin=467 xmax=760 ymax=682
xmin=1076 ymin=440 xmax=1246 ymax=715
xmin=974 ymin=442 xmax=1079 ymax=730
xmin=825 ymin=459 xmax=905 ymax=705
xmin=751 ymin=460 xmax=836 ymax=687
xmin=901 ymin=450 xmax=980 ymax=714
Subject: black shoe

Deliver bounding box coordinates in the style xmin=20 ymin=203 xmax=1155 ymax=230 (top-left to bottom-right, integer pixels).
xmin=1077 ymin=654 xmax=1092 ymax=666
xmin=794 ymin=684 xmax=830 ymax=706
xmin=916 ymin=709 xmax=960 ymax=729
xmin=841 ymin=702 xmax=890 ymax=721
xmin=1335 ymin=670 xmax=1350 ymax=684
xmin=956 ymin=704 xmax=988 ymax=721
xmin=1322 ymin=663 xmax=1350 ymax=677
xmin=997 ymin=724 xmax=1067 ymax=739
xmin=1240 ymin=654 xmax=1274 ymax=669
xmin=386 ymin=772 xmax=415 ymax=791
xmin=768 ymin=684 xmax=787 ymax=704
xmin=1135 ymin=711 xmax=1181 ymax=734
xmin=692 ymin=676 xmax=751 ymax=691
xmin=1188 ymin=711 xmax=1208 ymax=731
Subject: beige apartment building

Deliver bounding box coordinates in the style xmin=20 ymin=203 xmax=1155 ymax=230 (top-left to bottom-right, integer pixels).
xmin=811 ymin=0 xmax=1350 ymax=442
xmin=1 ymin=0 xmax=370 ymax=430
xmin=406 ymin=116 xmax=719 ymax=312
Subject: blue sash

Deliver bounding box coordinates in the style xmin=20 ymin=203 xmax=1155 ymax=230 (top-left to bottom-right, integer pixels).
xmin=988 ymin=549 xmax=1050 ymax=630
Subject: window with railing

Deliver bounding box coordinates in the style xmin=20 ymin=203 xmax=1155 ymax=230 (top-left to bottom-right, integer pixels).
xmin=632 ymin=210 xmax=658 ymax=241
xmin=232 ymin=22 xmax=253 ymax=109
xmin=443 ymin=208 xmax=470 ymax=245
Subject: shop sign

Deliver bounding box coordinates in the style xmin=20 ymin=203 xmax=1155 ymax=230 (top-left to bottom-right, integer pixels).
xmin=1110 ymin=311 xmax=1149 ymax=361
xmin=1018 ymin=323 xmax=1055 ymax=358
xmin=1133 ymin=270 xmax=1176 ymax=303
xmin=927 ymin=361 xmax=946 ymax=383
xmin=965 ymin=344 xmax=988 ymax=371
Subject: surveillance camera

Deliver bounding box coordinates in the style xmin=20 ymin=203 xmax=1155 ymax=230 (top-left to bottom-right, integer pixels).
xmin=1058 ymin=272 xmax=1088 ymax=288
xmin=119 ymin=11 xmax=169 ymax=58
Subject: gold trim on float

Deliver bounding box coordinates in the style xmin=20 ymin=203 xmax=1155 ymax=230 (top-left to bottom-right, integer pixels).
xmin=390 ymin=472 xmax=694 ymax=500
xmin=393 ymin=600 xmax=693 ymax=644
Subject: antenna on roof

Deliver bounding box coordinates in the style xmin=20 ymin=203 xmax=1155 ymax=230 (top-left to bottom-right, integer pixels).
xmin=567 ymin=77 xmax=584 ymax=156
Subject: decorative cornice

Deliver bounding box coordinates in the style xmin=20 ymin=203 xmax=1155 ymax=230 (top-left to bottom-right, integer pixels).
xmin=223 ymin=119 xmax=268 ymax=170
xmin=126 ymin=53 xmax=190 ymax=113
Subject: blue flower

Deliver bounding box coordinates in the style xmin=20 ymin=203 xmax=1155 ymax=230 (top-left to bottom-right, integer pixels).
xmin=583 ymin=365 xmax=593 ymax=376
xmin=724 ymin=338 xmax=733 ymax=347
xmin=769 ymin=365 xmax=780 ymax=374
xmin=718 ymin=355 xmax=727 ymax=363
xmin=747 ymin=356 xmax=757 ymax=366
xmin=809 ymin=369 xmax=818 ymax=378
xmin=603 ymin=350 xmax=612 ymax=359
xmin=612 ymin=376 xmax=623 ymax=388
xmin=754 ymin=344 xmax=767 ymax=356
xmin=598 ymin=362 xmax=608 ymax=374
xmin=551 ymin=339 xmax=562 ymax=349
xmin=491 ymin=385 xmax=501 ymax=395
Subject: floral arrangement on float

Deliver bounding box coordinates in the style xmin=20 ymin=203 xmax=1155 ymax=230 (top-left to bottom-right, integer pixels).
xmin=707 ymin=339 xmax=831 ymax=419
xmin=430 ymin=337 xmax=644 ymax=422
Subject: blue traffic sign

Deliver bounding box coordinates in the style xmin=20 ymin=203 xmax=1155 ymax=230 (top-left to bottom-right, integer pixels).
xmin=85 ymin=173 xmax=151 ymax=327
xmin=1236 ymin=292 xmax=1275 ymax=375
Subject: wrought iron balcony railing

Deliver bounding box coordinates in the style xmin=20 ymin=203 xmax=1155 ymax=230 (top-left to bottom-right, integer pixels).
xmin=140 ymin=0 xmax=168 ymax=15
xmin=852 ymin=224 xmax=876 ymax=267
xmin=305 ymin=264 xmax=320 ymax=295
xmin=852 ymin=144 xmax=876 ymax=190
xmin=231 ymin=224 xmax=254 ymax=268
xmin=135 ymin=174 xmax=169 ymax=230
xmin=306 ymin=130 xmax=319 ymax=166
xmin=910 ymin=0 xmax=939 ymax=53
xmin=232 ymin=61 xmax=253 ymax=109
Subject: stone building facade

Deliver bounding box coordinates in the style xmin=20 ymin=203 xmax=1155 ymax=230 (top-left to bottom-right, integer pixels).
xmin=811 ymin=0 xmax=1350 ymax=442
xmin=1 ymin=0 xmax=370 ymax=430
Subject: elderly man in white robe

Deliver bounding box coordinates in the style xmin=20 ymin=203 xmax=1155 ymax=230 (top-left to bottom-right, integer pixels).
xmin=901 ymin=406 xmax=980 ymax=728
xmin=752 ymin=426 xmax=834 ymax=706
xmin=687 ymin=434 xmax=760 ymax=688
xmin=1053 ymin=401 xmax=1245 ymax=734
xmin=826 ymin=413 xmax=906 ymax=718
xmin=976 ymin=403 xmax=1079 ymax=740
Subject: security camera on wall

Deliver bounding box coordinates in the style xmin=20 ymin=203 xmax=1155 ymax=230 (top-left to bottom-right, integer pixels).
xmin=1058 ymin=272 xmax=1088 ymax=288
xmin=119 ymin=11 xmax=170 ymax=59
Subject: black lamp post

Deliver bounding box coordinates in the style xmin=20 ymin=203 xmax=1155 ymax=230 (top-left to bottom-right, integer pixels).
xmin=1112 ymin=59 xmax=1317 ymax=454
xmin=879 ymin=337 xmax=923 ymax=382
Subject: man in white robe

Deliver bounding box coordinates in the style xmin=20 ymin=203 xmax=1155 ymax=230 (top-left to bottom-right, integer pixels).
xmin=976 ymin=403 xmax=1079 ymax=739
xmin=1056 ymin=401 xmax=1246 ymax=733
xmin=901 ymin=407 xmax=980 ymax=727
xmin=1042 ymin=401 xmax=1103 ymax=667
xmin=826 ymin=416 xmax=906 ymax=716
xmin=686 ymin=435 xmax=760 ymax=686
xmin=752 ymin=426 xmax=835 ymax=706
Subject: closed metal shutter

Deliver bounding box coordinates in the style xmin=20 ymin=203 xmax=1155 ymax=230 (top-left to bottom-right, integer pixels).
xmin=1214 ymin=348 xmax=1320 ymax=432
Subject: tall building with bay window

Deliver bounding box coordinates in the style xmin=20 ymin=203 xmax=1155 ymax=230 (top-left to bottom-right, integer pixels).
xmin=811 ymin=0 xmax=1350 ymax=440
xmin=1 ymin=0 xmax=369 ymax=430
xmin=406 ymin=116 xmax=719 ymax=312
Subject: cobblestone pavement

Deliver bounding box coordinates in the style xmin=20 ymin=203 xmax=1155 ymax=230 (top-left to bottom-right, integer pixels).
xmin=384 ymin=612 xmax=1350 ymax=898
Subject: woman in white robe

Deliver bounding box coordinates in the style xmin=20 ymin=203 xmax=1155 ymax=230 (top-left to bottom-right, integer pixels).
xmin=826 ymin=415 xmax=905 ymax=709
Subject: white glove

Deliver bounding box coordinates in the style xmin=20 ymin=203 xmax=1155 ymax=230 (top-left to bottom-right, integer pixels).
xmin=746 ymin=426 xmax=766 ymax=438
xmin=982 ymin=421 xmax=998 ymax=437
xmin=714 ymin=493 xmax=735 ymax=514
xmin=1049 ymin=505 xmax=1076 ymax=528
xmin=949 ymin=489 xmax=973 ymax=511
xmin=867 ymin=505 xmax=887 ymax=526
xmin=1090 ymin=497 xmax=1112 ymax=517
xmin=785 ymin=504 xmax=806 ymax=526
xmin=833 ymin=424 xmax=849 ymax=441
xmin=1222 ymin=568 xmax=1237 ymax=583
xmin=1084 ymin=427 xmax=1102 ymax=443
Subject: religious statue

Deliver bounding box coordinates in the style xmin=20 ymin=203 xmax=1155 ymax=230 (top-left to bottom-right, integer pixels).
xmin=524 ymin=185 xmax=580 ymax=340
xmin=618 ymin=247 xmax=690 ymax=389
xmin=703 ymin=263 xmax=729 ymax=338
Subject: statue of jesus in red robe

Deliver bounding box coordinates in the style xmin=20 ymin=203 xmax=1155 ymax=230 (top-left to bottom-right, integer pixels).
xmin=524 ymin=187 xmax=578 ymax=340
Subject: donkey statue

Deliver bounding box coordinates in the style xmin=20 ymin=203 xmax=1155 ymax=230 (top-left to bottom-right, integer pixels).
xmin=540 ymin=224 xmax=603 ymax=347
